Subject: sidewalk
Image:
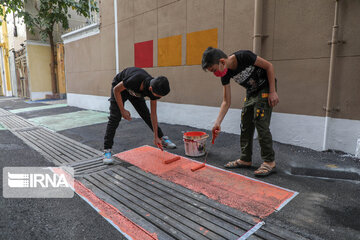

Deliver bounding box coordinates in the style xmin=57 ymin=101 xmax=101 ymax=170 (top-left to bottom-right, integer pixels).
xmin=1 ymin=97 xmax=359 ymax=240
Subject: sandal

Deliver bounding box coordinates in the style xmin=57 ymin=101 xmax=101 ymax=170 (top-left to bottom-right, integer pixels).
xmin=224 ymin=159 xmax=252 ymax=169
xmin=254 ymin=163 xmax=276 ymax=177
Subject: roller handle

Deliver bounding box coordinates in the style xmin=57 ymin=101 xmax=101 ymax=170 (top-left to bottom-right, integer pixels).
xmin=212 ymin=129 xmax=219 ymax=144
xmin=157 ymin=143 xmax=163 ymax=151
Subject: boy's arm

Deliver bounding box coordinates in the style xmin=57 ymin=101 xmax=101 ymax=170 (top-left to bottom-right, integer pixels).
xmin=113 ymin=82 xmax=132 ymax=120
xmin=213 ymin=84 xmax=231 ymax=136
xmin=254 ymin=56 xmax=279 ymax=107
xmin=150 ymin=100 xmax=162 ymax=148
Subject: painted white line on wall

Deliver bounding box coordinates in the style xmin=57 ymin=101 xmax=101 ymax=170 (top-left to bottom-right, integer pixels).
xmin=67 ymin=93 xmax=360 ymax=155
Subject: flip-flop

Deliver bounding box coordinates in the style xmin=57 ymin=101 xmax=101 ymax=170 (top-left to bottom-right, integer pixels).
xmin=254 ymin=163 xmax=276 ymax=177
xmin=224 ymin=160 xmax=252 ymax=169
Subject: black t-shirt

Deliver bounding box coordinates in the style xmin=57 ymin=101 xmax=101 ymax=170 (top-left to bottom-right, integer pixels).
xmin=109 ymin=67 xmax=160 ymax=101
xmin=221 ymin=50 xmax=269 ymax=96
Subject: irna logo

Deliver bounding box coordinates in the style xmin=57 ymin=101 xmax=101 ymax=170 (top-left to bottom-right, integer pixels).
xmin=8 ymin=172 xmax=70 ymax=188
xmin=3 ymin=167 xmax=74 ymax=198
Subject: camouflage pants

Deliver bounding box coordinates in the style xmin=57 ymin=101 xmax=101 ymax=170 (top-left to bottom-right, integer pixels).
xmin=240 ymin=89 xmax=275 ymax=162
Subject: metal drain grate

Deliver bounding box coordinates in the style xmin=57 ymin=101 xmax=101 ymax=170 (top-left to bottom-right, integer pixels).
xmin=81 ymin=165 xmax=306 ymax=240
xmin=69 ymin=157 xmax=123 ymax=177
xmin=0 ymin=108 xmax=12 ymax=115
xmin=0 ymin=114 xmax=33 ymax=130
xmin=0 ymin=108 xmax=102 ymax=165
xmin=13 ymin=128 xmax=102 ymax=165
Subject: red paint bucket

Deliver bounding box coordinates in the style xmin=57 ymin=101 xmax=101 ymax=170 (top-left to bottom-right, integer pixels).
xmin=183 ymin=131 xmax=209 ymax=157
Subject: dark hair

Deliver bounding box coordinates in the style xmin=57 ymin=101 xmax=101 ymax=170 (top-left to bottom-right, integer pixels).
xmin=150 ymin=76 xmax=170 ymax=96
xmin=201 ymin=47 xmax=227 ymax=71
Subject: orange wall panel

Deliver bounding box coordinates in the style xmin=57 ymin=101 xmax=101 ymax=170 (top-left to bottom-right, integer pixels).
xmin=158 ymin=35 xmax=182 ymax=67
xmin=186 ymin=28 xmax=218 ymax=65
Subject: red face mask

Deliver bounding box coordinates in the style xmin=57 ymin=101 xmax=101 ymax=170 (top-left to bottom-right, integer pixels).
xmin=213 ymin=63 xmax=228 ymax=77
xmin=213 ymin=68 xmax=228 ymax=77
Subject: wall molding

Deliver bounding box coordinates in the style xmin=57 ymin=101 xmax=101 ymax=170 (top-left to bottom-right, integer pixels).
xmin=62 ymin=23 xmax=100 ymax=44
xmin=25 ymin=40 xmax=51 ymax=47
xmin=67 ymin=93 xmax=360 ymax=155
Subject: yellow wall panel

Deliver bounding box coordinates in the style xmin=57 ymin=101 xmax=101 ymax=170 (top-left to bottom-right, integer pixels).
xmin=158 ymin=35 xmax=182 ymax=67
xmin=186 ymin=28 xmax=217 ymax=65
xmin=27 ymin=44 xmax=52 ymax=92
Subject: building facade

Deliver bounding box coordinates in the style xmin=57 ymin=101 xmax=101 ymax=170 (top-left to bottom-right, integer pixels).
xmin=0 ymin=0 xmax=97 ymax=99
xmin=63 ymin=0 xmax=360 ymax=155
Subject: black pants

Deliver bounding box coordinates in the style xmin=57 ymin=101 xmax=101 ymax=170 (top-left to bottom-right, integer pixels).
xmin=104 ymin=91 xmax=164 ymax=149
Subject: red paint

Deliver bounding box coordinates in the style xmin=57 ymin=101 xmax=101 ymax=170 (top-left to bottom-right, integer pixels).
xmin=52 ymin=168 xmax=158 ymax=240
xmin=183 ymin=131 xmax=207 ymax=138
xmin=115 ymin=146 xmax=296 ymax=218
xmin=134 ymin=40 xmax=153 ymax=68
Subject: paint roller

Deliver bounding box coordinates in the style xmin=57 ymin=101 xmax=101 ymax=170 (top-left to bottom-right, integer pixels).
xmin=191 ymin=129 xmax=219 ymax=172
xmin=164 ymin=156 xmax=181 ymax=164
xmin=158 ymin=143 xmax=181 ymax=164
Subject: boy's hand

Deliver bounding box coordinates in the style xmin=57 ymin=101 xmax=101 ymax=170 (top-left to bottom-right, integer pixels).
xmin=154 ymin=137 xmax=163 ymax=150
xmin=212 ymin=125 xmax=220 ymax=144
xmin=212 ymin=129 xmax=219 ymax=144
xmin=268 ymin=92 xmax=279 ymax=107
xmin=121 ymin=109 xmax=132 ymax=121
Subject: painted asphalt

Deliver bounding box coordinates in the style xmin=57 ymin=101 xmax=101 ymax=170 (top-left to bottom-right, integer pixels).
xmin=116 ymin=145 xmax=297 ymax=218
xmin=1 ymin=97 xmax=359 ymax=240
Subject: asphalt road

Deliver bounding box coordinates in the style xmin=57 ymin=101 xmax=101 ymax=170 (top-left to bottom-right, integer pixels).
xmin=1 ymin=98 xmax=359 ymax=240
xmin=61 ymin=120 xmax=360 ymax=240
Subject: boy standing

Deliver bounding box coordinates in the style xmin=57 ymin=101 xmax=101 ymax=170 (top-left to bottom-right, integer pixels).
xmin=103 ymin=67 xmax=176 ymax=164
xmin=202 ymin=47 xmax=279 ymax=176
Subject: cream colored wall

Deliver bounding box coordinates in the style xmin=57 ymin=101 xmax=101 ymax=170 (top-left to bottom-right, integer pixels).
xmin=64 ymin=24 xmax=115 ymax=97
xmin=26 ymin=44 xmax=52 ymax=92
xmin=64 ymin=0 xmax=116 ymax=98
xmin=264 ymin=0 xmax=360 ymax=120
xmin=65 ymin=0 xmax=360 ymax=120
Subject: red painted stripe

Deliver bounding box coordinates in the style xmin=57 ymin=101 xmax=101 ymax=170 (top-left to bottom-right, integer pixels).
xmin=52 ymin=168 xmax=158 ymax=240
xmin=115 ymin=146 xmax=296 ymax=218
xmin=74 ymin=180 xmax=158 ymax=240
